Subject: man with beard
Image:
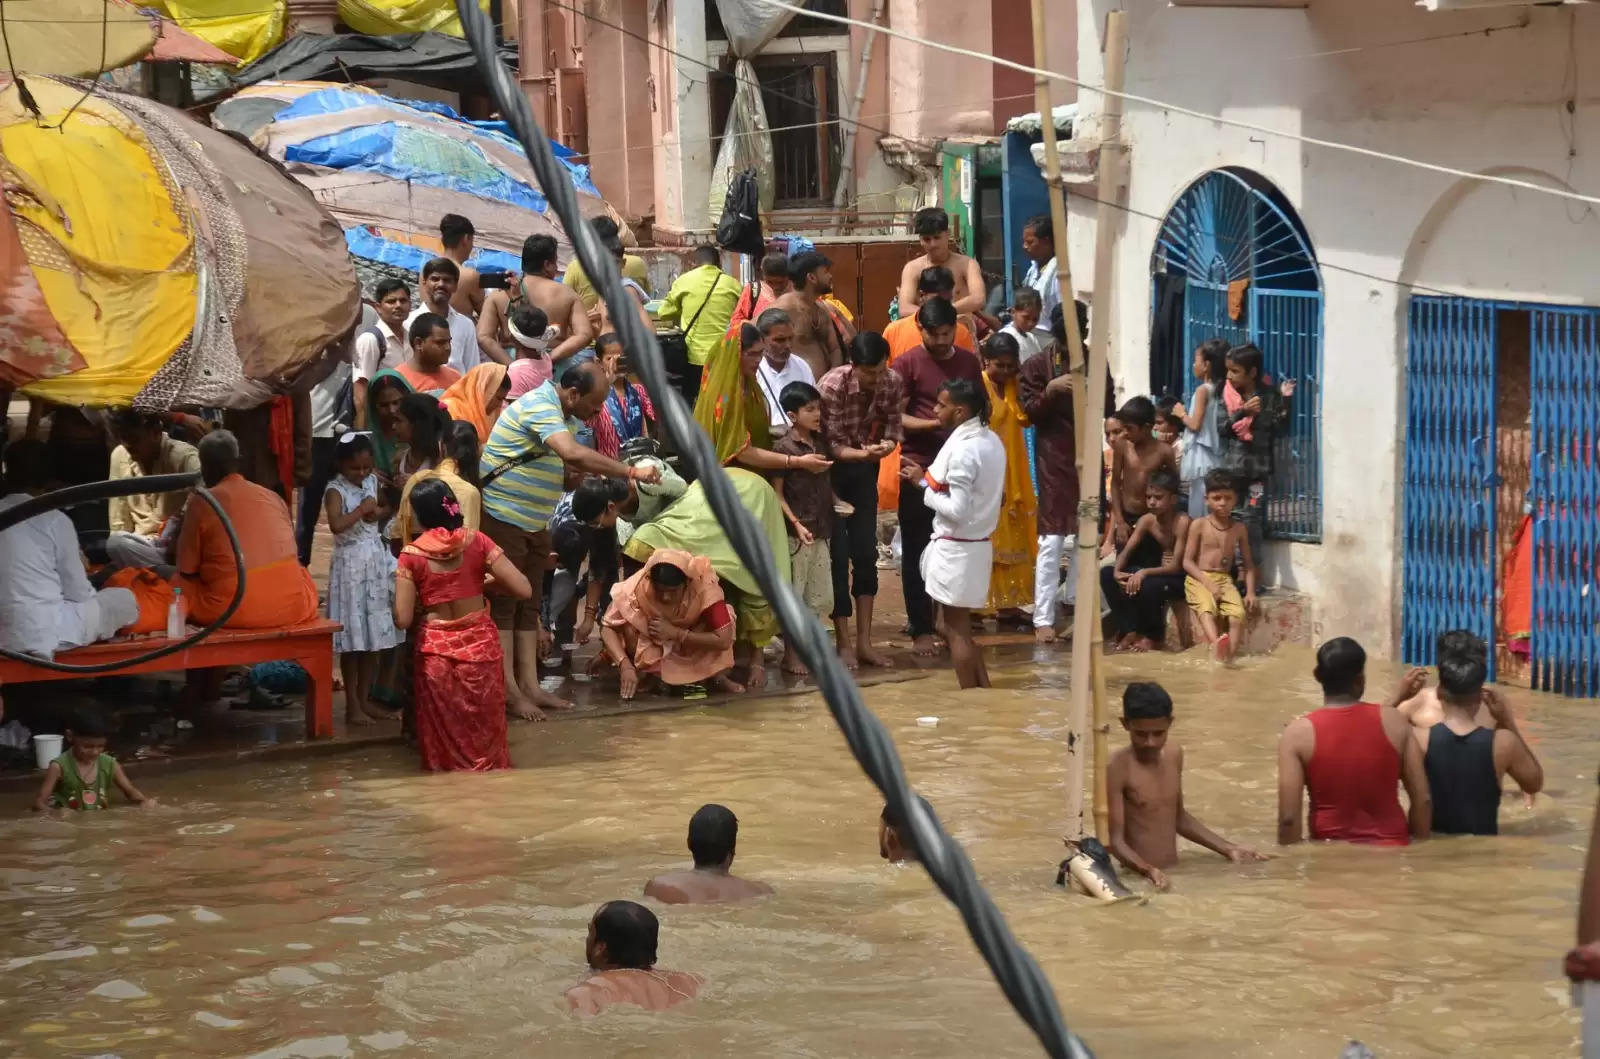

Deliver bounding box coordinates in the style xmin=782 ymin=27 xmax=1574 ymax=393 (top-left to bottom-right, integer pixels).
xmin=405 ymin=257 xmax=484 ymax=373
xmin=751 ymin=308 xmax=813 ymax=438
xmin=893 ymin=298 xmax=983 ymax=658
xmin=774 ymin=250 xmax=845 ymax=380
xmin=564 ymin=901 xmax=702 ymax=1015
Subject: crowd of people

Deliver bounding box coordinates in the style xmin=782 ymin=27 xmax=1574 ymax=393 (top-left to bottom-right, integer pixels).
xmin=0 ymin=206 xmax=1567 ymax=1022
xmin=0 ymin=204 xmax=1318 ymax=755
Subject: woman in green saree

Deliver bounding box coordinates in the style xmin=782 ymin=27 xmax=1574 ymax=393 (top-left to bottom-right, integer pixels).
xmin=363 ymin=368 xmax=415 ymax=477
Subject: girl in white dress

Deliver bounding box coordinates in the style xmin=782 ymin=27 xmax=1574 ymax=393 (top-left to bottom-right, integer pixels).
xmin=324 ymin=433 xmax=404 ymax=726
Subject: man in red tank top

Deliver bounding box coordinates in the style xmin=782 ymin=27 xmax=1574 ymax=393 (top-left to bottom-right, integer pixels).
xmin=1277 ymin=637 xmax=1432 ymax=846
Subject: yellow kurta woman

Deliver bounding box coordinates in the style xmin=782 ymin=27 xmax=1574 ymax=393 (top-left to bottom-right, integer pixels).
xmin=980 ymin=336 xmax=1037 ymax=615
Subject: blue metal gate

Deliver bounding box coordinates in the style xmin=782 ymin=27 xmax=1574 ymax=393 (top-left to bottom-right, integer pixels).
xmin=1529 ymin=308 xmax=1600 ymax=696
xmin=1401 ymin=297 xmax=1499 ymax=674
xmin=1182 ymin=281 xmax=1249 ymax=375
xmin=1152 ymin=169 xmax=1323 ymax=542
xmin=1253 ymin=289 xmax=1322 ymax=541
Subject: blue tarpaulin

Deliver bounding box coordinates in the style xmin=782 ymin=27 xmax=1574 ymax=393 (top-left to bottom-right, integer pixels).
xmin=276 ymin=88 xmax=602 ymax=199
xmin=344 ymin=227 xmax=519 ymax=277
xmin=288 ymin=123 xmax=552 ymax=213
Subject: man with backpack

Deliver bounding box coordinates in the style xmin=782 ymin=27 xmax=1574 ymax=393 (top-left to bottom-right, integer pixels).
xmin=657 ymin=246 xmax=738 ymax=406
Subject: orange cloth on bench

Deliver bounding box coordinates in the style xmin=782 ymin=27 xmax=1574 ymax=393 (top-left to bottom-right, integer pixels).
xmin=101 ymin=567 xmax=174 ymax=635
xmin=177 ymin=473 xmax=318 ymax=629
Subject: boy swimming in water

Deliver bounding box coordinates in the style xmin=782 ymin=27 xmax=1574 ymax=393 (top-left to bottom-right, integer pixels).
xmin=1106 ymin=683 xmax=1264 ymax=890
xmin=32 ymin=711 xmax=150 ymax=811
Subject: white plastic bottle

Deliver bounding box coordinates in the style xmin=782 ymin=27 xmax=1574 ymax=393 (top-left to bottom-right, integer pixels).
xmin=166 ymin=587 xmax=186 ymax=639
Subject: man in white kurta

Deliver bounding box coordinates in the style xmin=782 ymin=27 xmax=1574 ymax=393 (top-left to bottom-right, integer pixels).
xmin=901 ymin=380 xmax=1006 ymax=688
xmin=0 ymin=445 xmax=138 ymax=659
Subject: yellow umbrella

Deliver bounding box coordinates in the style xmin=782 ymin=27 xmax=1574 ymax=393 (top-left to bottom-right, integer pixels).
xmin=0 ymin=0 xmax=156 ymax=76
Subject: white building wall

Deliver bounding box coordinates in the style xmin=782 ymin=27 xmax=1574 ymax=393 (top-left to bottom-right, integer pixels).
xmin=1070 ymin=0 xmax=1600 ymax=657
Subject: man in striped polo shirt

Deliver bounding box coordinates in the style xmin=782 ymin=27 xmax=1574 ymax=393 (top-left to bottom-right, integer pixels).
xmin=480 ymin=359 xmax=660 ymax=718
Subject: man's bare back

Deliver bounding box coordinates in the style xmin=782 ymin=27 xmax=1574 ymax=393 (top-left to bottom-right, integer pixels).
xmin=565 ymin=968 xmax=703 ymax=1016
xmin=899 ymin=251 xmax=985 ymax=316
xmin=774 ymin=290 xmax=840 ymax=379
xmin=451 ymin=265 xmax=483 ymax=318
xmin=1109 ymin=744 xmax=1184 ymax=870
xmin=643 ymin=869 xmax=773 ymax=905
xmin=1397 ymin=685 xmax=1493 ymax=729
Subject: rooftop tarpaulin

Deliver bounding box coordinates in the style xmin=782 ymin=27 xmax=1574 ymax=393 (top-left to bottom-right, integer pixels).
xmin=212 ymin=82 xmax=625 ymax=283
xmin=229 ymin=30 xmax=516 ymax=95
xmin=0 ymin=76 xmax=359 ymax=409
xmin=150 ymin=1 xmax=491 ymax=64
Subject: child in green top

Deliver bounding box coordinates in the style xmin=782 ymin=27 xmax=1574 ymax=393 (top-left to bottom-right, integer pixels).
xmin=32 ymin=712 xmax=150 ymax=811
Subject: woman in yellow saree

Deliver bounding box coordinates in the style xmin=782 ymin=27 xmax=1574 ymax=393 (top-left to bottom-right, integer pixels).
xmin=980 ymin=333 xmax=1037 ymax=623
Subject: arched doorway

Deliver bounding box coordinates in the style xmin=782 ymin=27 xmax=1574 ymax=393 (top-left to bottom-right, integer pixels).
xmin=1149 ymin=167 xmax=1324 ymax=543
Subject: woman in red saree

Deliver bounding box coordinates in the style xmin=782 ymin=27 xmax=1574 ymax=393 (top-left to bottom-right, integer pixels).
xmin=394 ymin=478 xmax=532 ymax=771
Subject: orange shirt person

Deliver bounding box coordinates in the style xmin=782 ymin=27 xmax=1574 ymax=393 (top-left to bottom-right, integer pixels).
xmin=877 ymin=266 xmax=975 ymax=510
xmin=177 ymin=430 xmax=319 ymax=629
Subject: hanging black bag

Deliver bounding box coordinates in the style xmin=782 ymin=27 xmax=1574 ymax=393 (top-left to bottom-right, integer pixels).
xmin=715 ymin=166 xmax=765 ymax=257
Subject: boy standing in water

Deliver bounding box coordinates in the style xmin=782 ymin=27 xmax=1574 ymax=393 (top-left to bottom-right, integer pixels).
xmin=1107 ymin=683 xmax=1265 ymax=890
xmin=32 ymin=712 xmax=150 ymax=811
xmin=1183 ymin=469 xmax=1256 ymax=661
xmin=1106 ymin=397 xmax=1178 ymax=555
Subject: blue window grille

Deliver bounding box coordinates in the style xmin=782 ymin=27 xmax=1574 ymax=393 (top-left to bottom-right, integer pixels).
xmin=1151 ymin=168 xmax=1323 ymax=542
xmin=1529 ymin=308 xmax=1600 ymax=697
xmin=1402 ymin=297 xmax=1600 ymax=697
xmin=1401 ymin=297 xmax=1499 ymax=677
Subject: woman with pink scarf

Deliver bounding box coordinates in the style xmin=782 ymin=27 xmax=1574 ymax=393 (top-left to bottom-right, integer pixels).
xmin=600 ymin=550 xmax=736 ymax=699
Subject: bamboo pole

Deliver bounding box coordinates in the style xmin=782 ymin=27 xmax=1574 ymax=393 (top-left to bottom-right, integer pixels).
xmin=1028 ymin=0 xmax=1092 ymax=841
xmin=1086 ymin=12 xmax=1128 ymax=845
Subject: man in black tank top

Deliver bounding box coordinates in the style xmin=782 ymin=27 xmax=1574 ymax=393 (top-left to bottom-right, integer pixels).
xmin=1415 ymin=630 xmax=1543 ymax=835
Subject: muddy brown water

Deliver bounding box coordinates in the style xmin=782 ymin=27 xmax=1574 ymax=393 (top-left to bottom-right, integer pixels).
xmin=0 ymin=647 xmax=1590 ymax=1058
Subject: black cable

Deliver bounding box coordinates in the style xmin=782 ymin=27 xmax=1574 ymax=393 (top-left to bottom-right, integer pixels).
xmin=453 ymin=3 xmax=1091 ymax=1056
xmin=0 ymin=472 xmax=248 ymax=674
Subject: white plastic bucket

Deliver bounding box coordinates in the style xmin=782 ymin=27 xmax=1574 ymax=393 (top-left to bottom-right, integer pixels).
xmin=33 ymin=734 xmax=63 ymax=771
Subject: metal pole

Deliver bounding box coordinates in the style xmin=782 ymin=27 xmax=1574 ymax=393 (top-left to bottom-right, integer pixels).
xmin=832 ymin=0 xmax=886 ymax=231
xmin=1028 ymin=0 xmax=1091 ymax=840
xmin=1085 ymin=11 xmax=1128 ymax=845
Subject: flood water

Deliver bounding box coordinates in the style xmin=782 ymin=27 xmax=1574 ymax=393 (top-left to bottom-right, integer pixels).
xmin=0 ymin=647 xmax=1590 ymax=1058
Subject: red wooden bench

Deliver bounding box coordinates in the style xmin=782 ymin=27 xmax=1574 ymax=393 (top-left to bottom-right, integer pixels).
xmin=0 ymin=619 xmax=341 ymax=739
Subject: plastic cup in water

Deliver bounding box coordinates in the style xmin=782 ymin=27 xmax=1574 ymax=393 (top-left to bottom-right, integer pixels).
xmin=33 ymin=734 xmax=64 ymax=771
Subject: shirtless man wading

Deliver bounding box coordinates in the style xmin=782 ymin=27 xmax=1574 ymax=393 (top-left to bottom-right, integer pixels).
xmin=774 ymin=250 xmax=845 ymax=380
xmin=898 ymin=206 xmax=986 ymax=319
xmin=564 ymin=901 xmax=702 ymax=1016
xmin=478 ymin=233 xmax=593 ymax=370
xmin=643 ymin=804 xmax=774 ymax=904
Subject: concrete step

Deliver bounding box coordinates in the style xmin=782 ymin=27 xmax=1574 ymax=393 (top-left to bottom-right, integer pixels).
xmin=1161 ymin=590 xmax=1313 ymax=656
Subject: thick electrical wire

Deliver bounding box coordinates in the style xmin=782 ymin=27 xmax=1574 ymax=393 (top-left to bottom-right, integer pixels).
xmin=0 ymin=473 xmax=248 ymax=673
xmin=452 ymin=2 xmax=1091 ymax=1056
xmin=769 ymin=0 xmax=1600 ymax=211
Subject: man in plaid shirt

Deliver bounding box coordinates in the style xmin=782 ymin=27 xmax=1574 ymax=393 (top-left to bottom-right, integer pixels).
xmin=818 ymin=331 xmax=905 ymax=668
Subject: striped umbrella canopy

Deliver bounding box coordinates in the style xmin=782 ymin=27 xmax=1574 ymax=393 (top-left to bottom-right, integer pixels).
xmin=0 ymin=76 xmax=360 ymax=409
